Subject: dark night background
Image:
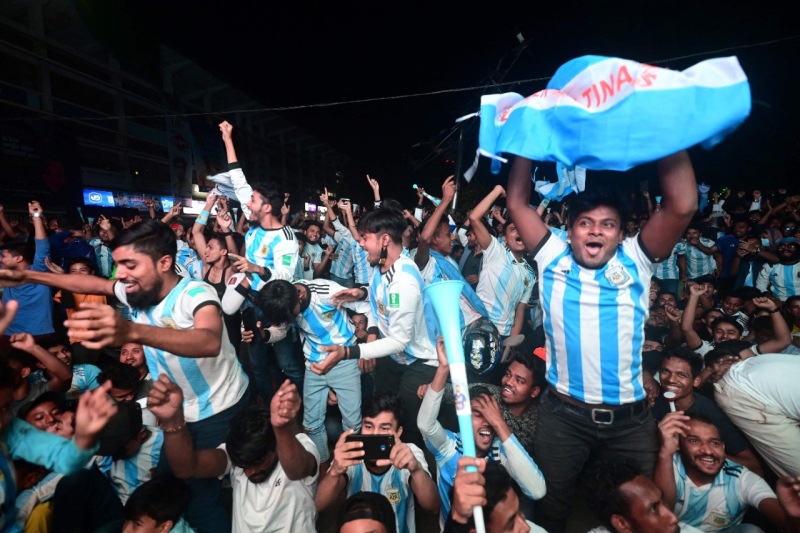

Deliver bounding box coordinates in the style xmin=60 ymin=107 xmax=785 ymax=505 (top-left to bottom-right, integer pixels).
xmin=74 ymin=0 xmax=800 ymax=205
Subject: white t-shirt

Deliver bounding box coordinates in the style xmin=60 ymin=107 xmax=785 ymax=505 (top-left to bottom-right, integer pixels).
xmin=721 ymin=354 xmax=800 ymax=420
xmin=219 ymin=433 xmax=320 ymax=533
xmin=115 ymin=278 xmax=248 ymax=422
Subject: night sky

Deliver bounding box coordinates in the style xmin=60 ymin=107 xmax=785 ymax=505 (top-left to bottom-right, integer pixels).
xmin=90 ymin=0 xmax=800 ymax=201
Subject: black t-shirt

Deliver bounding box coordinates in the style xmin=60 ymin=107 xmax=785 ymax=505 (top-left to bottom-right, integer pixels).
xmin=652 ymin=394 xmax=750 ymax=455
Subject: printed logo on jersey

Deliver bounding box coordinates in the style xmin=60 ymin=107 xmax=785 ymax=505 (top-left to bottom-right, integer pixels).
xmin=386 ymin=487 xmax=401 ymax=505
xmin=605 ymin=265 xmax=631 ymax=286
xmin=160 ymin=318 xmax=178 ymax=329
xmin=388 ymin=293 xmax=400 ymax=308
xmin=282 ymin=255 xmax=292 ymax=266
xmin=706 ymin=509 xmax=731 ymax=528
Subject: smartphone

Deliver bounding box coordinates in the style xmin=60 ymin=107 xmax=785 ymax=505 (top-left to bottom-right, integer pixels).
xmin=228 ymin=253 xmax=243 ymax=263
xmin=241 ymin=307 xmax=257 ymax=333
xmin=346 ymin=434 xmax=395 ymax=461
xmin=341 ymin=198 xmax=350 ymax=203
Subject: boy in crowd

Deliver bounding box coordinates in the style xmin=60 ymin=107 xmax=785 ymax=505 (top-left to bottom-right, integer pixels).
xmin=316 ymin=393 xmax=439 ymax=533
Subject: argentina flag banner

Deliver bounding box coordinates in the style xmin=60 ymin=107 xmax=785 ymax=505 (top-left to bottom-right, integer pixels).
xmin=478 ymin=56 xmax=751 ymax=172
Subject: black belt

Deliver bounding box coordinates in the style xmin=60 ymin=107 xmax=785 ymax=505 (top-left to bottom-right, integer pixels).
xmin=544 ymin=388 xmax=649 ymax=425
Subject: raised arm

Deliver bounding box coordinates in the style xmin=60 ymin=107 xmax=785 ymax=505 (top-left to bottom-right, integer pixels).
xmin=10 ymin=333 xmax=72 ymax=391
xmin=271 ymin=380 xmax=318 ymax=480
xmin=366 ymin=175 xmax=380 ymax=204
xmin=680 ymin=284 xmax=705 ymax=350
xmin=639 ymin=151 xmax=698 ymax=260
xmin=147 ymin=375 xmax=229 ymax=479
xmin=0 ymin=269 xmax=115 ymax=296
xmin=192 ymin=194 xmax=219 ymax=267
xmin=469 ymin=184 xmax=507 ymax=250
xmin=416 ymin=176 xmax=456 ymax=270
xmin=505 ymin=156 xmax=550 ymax=251
xmin=752 ymin=296 xmax=791 ymax=354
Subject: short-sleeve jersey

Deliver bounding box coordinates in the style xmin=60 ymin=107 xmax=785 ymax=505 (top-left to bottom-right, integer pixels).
xmin=673 ymin=455 xmax=774 ymax=531
xmin=345 ymin=443 xmax=429 ymax=533
xmin=534 ymin=233 xmax=653 ymax=404
xmin=244 ymin=225 xmax=299 ymax=290
xmin=475 ymin=237 xmax=535 ymax=336
xmin=419 ymin=255 xmax=481 ymax=328
xmin=755 ymin=262 xmax=800 ymax=301
xmin=114 ymin=278 xmax=248 ymax=422
xmin=220 ymin=433 xmax=319 ymax=533
xmin=653 ymin=243 xmax=680 ymax=280
xmin=676 ymin=238 xmax=716 ymax=279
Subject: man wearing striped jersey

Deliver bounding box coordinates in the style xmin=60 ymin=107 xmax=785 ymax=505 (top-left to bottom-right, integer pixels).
xmin=506 ymin=152 xmax=698 ymax=533
xmin=653 ymin=242 xmax=681 ymax=296
xmin=316 ymin=393 xmax=439 ymax=533
xmin=255 ymin=278 xmax=371 ymax=463
xmin=755 ymin=239 xmax=800 ymax=300
xmin=655 ymin=414 xmax=800 ymax=532
xmin=469 ymin=185 xmax=535 ymax=338
xmin=414 ymin=176 xmax=486 ymax=332
xmin=322 ymin=196 xmax=356 ymax=287
xmin=330 ymin=206 xmax=439 ymax=446
xmin=219 ymin=121 xmax=302 ymax=405
xmin=676 ymin=226 xmax=717 ymax=282
xmin=418 ymin=340 xmax=545 ymax=529
xmin=0 ymin=219 xmax=249 ymax=533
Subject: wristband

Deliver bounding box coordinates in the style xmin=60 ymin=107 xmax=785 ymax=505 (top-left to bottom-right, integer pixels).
xmin=196 ymin=209 xmax=210 ymax=226
xmin=159 ymin=419 xmax=186 ymax=433
xmin=31 ymin=212 xmax=41 ymax=218
xmin=768 ymin=308 xmax=781 ymax=314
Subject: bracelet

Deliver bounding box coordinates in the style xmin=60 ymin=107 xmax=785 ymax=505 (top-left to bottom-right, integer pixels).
xmin=196 ymin=210 xmax=210 ymax=226
xmin=768 ymin=308 xmax=781 ymax=314
xmin=159 ymin=419 xmax=186 ymax=433
xmin=31 ymin=212 xmax=41 ymax=218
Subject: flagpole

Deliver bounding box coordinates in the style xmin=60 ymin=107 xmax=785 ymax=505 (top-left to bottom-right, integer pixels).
xmin=452 ymin=124 xmax=464 ymax=211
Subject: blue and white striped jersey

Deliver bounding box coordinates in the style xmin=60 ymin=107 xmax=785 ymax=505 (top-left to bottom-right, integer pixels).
xmin=244 ymin=225 xmax=299 ymax=290
xmin=419 ymin=256 xmax=481 ymax=328
xmin=293 ymin=280 xmax=370 ymax=364
xmin=66 ymin=364 xmax=101 ymax=400
xmin=676 ymin=238 xmax=716 ymax=279
xmin=108 ymin=427 xmax=164 ymax=505
xmin=535 ymin=233 xmax=653 ymax=404
xmin=114 ymin=278 xmax=248 ymax=422
xmin=360 ymin=256 xmax=438 ymax=366
xmin=90 ymin=238 xmax=114 ymax=279
xmin=330 ymin=223 xmax=355 ymax=281
xmin=175 ymin=241 xmax=196 ymax=271
xmin=653 ymin=243 xmax=681 ymax=280
xmin=475 ymin=237 xmax=535 ymax=336
xmin=673 ymin=455 xmax=774 ymax=532
xmin=353 ymin=243 xmax=371 ymax=285
xmin=345 ymin=443 xmax=429 ymax=533
xmin=755 ymin=262 xmax=800 ymax=301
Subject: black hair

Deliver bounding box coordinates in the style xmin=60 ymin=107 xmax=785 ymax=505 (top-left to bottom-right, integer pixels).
xmin=641 ymin=350 xmax=664 ymax=375
xmin=98 ymin=363 xmax=143 ymax=391
xmin=0 ymin=357 xmax=22 ymax=391
xmin=483 ymin=461 xmax=516 ymax=521
xmin=582 ymin=455 xmax=643 ymax=530
xmin=109 ymin=219 xmax=177 ymax=268
xmin=720 ymin=290 xmax=744 ymax=302
xmin=255 ymin=279 xmax=298 ymax=325
xmin=750 ymin=315 xmax=773 ymax=334
xmin=124 ymin=476 xmax=190 ymax=526
xmin=294 ymin=232 xmax=307 ymax=245
xmin=226 ymin=405 xmax=277 ymax=468
xmin=786 ymin=295 xmax=800 ymax=307
xmin=710 ymin=316 xmax=744 ymax=335
xmin=661 ymin=347 xmax=704 ymax=378
xmin=568 ymin=189 xmax=631 ymax=229
xmin=686 ymin=413 xmax=717 ymax=429
xmin=703 ymin=340 xmax=751 ymax=367
xmin=66 ymin=257 xmax=96 ymax=274
xmin=656 ymin=290 xmax=678 ymax=301
xmin=738 ymin=287 xmax=763 ymax=302
xmin=357 ymin=207 xmax=407 ymax=244
xmin=251 ymin=183 xmax=284 ymax=217
xmin=205 ymin=232 xmax=228 ymax=252
xmin=38 ymin=336 xmax=71 ymax=352
xmin=470 ymin=385 xmax=493 ymax=401
xmin=510 ymin=352 xmax=545 ymax=389
xmin=304 ymin=220 xmax=322 ymax=231
xmin=693 ymin=275 xmax=716 ymax=288
xmin=338 ymin=492 xmax=398 ymax=533
xmin=0 ymin=241 xmax=35 ymax=265
xmin=362 ymin=393 xmax=403 ymax=427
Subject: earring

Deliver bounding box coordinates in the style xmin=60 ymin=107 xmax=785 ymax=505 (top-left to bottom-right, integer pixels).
xmin=379 ymin=245 xmax=388 ymax=265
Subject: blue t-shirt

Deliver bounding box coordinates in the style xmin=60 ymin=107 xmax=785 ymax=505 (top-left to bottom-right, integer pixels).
xmin=2 ymin=239 xmax=53 ymax=335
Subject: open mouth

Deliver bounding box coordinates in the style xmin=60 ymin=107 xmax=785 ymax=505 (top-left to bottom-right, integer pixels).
xmin=696 ymin=455 xmax=718 ymax=467
xmin=502 ymin=386 xmax=513 ymax=398
xmin=121 ymin=281 xmax=138 ymax=293
xmin=477 ymin=427 xmax=494 ymax=445
xmin=585 ymin=242 xmax=604 ymax=257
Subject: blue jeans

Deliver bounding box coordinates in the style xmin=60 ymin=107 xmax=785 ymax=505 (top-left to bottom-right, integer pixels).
xmin=249 ymin=306 xmax=304 ymax=404
xmin=532 ymin=389 xmax=658 ymax=533
xmin=330 ymin=274 xmax=354 ymax=288
xmin=304 ymin=359 xmax=362 ymax=462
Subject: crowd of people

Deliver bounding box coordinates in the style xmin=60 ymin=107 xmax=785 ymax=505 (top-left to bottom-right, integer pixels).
xmin=1 ymin=120 xmax=800 ymax=533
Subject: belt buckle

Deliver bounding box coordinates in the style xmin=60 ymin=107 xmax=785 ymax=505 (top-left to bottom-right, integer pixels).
xmin=591 ymin=408 xmax=615 ymax=425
